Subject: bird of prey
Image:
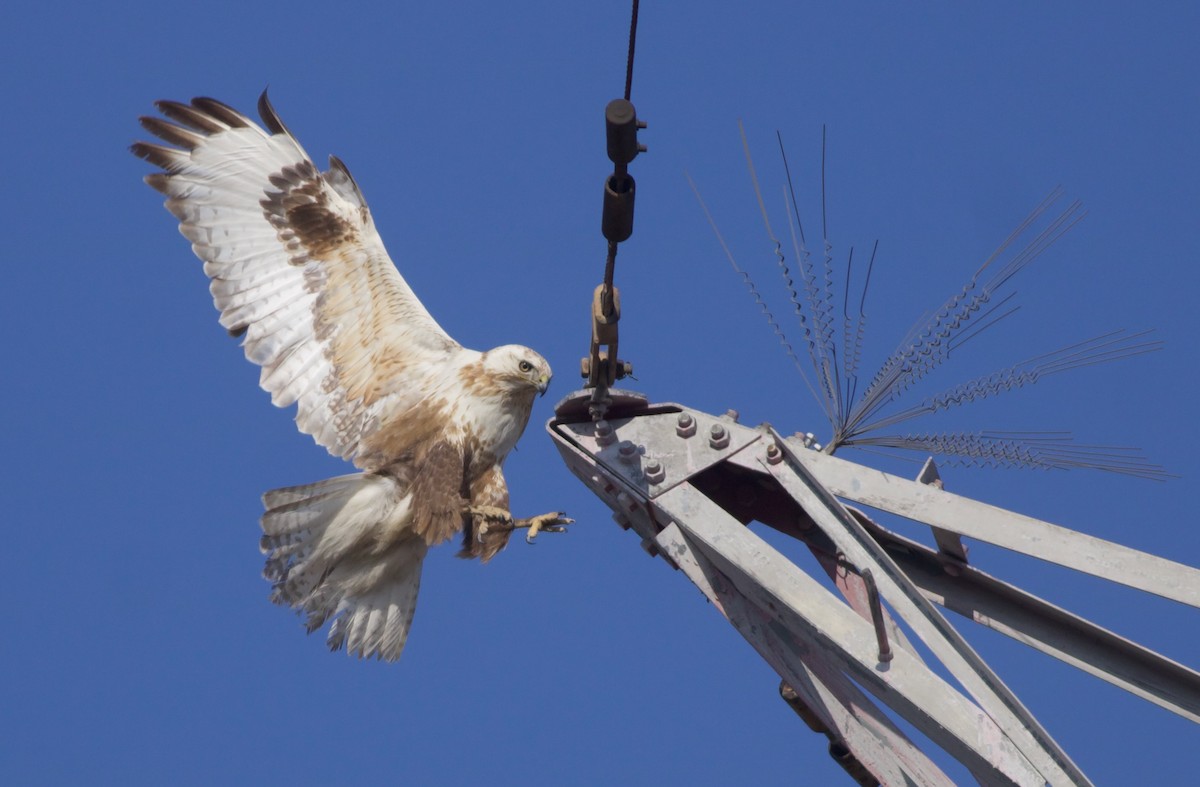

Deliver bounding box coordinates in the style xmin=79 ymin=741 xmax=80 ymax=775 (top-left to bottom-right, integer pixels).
xmin=133 ymin=92 xmax=571 ymax=662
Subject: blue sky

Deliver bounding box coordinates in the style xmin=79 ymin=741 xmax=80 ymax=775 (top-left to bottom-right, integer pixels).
xmin=3 ymin=2 xmax=1197 ymax=784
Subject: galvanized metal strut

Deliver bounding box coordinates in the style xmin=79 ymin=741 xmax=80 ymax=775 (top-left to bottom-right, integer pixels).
xmin=548 ymin=389 xmax=1200 ymax=786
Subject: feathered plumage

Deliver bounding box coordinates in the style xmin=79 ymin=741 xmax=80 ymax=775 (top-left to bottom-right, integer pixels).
xmin=134 ymin=92 xmax=556 ymax=661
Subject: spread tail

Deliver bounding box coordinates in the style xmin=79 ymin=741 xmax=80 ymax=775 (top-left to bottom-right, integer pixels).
xmin=260 ymin=473 xmax=427 ymax=661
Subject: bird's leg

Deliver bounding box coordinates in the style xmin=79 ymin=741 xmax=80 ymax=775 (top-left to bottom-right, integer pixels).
xmin=462 ymin=506 xmax=573 ymax=544
xmin=463 ymin=505 xmax=511 ymax=524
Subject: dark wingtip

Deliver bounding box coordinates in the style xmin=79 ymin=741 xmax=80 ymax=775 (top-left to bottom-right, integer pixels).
xmin=130 ymin=140 xmax=183 ymax=170
xmin=257 ymin=88 xmax=292 ymax=137
xmin=138 ymin=115 xmax=201 ymax=149
xmin=326 ymin=153 xmax=367 ymax=207
xmin=190 ymin=97 xmax=250 ymax=129
xmin=154 ymin=99 xmax=226 ymax=134
xmin=143 ymin=172 xmax=170 ymax=193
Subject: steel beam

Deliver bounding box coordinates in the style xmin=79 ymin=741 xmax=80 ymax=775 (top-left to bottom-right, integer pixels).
xmin=791 ymin=444 xmax=1200 ymax=608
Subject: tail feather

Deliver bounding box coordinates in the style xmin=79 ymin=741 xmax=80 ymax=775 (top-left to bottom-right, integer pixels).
xmin=322 ymin=541 xmax=426 ymax=660
xmin=261 ymin=473 xmax=362 ymax=527
xmin=260 ymin=472 xmax=426 ymax=661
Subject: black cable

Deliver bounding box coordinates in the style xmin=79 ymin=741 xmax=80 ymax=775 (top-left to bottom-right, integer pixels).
xmin=624 ymin=0 xmax=640 ymax=101
xmin=587 ymin=0 xmax=642 ymax=392
xmin=607 ymin=0 xmax=640 ymax=309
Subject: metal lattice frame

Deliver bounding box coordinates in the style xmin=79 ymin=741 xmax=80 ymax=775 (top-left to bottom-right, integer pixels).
xmin=548 ymin=389 xmax=1200 ymax=786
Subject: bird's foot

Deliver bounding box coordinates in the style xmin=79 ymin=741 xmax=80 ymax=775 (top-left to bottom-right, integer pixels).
xmin=512 ymin=511 xmax=573 ymax=543
xmin=465 ymin=506 xmax=573 ymax=544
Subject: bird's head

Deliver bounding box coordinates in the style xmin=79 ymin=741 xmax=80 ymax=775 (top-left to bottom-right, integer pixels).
xmin=483 ymin=345 xmax=553 ymax=397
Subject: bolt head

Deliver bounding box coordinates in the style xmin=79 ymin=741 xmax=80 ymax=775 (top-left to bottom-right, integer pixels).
xmin=709 ymin=423 xmax=730 ymax=449
xmin=594 ymin=419 xmax=616 ymax=446
xmin=675 ymin=412 xmax=697 ymax=438
xmin=643 ymin=458 xmax=666 ymax=485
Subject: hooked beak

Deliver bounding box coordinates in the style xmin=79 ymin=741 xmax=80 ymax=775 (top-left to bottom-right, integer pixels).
xmin=537 ymin=375 xmax=551 ymax=397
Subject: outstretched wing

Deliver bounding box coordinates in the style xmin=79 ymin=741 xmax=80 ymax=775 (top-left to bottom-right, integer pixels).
xmin=133 ymin=93 xmax=462 ymax=467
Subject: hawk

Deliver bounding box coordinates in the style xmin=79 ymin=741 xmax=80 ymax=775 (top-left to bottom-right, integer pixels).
xmin=133 ymin=92 xmax=570 ymax=662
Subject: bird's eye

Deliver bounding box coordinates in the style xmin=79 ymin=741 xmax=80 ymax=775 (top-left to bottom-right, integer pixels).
xmin=518 ymin=360 xmax=533 ymax=373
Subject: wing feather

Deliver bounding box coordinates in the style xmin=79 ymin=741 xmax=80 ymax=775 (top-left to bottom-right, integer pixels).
xmin=189 ymin=97 xmax=253 ymax=129
xmin=135 ymin=91 xmax=464 ymax=467
xmin=154 ymin=100 xmax=230 ymax=134
xmin=265 ymin=357 xmax=324 ymax=408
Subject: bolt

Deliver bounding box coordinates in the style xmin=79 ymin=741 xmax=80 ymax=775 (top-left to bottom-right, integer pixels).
xmin=612 ymin=513 xmax=632 ymax=530
xmin=594 ymin=419 xmax=616 ymax=447
xmin=644 ymin=458 xmax=665 ymax=485
xmin=617 ymin=440 xmax=639 ymax=464
xmin=590 ymin=475 xmax=615 ymax=495
xmin=640 ymin=537 xmax=660 ymax=559
xmin=675 ymin=412 xmax=697 ymax=438
xmin=709 ymin=423 xmax=730 ymax=449
xmin=615 ymin=491 xmax=638 ymax=512
xmin=723 ymin=409 xmax=740 ymax=423
xmin=766 ymin=442 xmax=783 ymax=464
xmin=579 ymin=358 xmax=591 ymax=378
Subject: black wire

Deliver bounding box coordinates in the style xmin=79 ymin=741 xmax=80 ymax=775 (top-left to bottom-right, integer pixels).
xmin=624 ymin=0 xmax=640 ymax=101
xmin=606 ymin=0 xmax=639 ymax=311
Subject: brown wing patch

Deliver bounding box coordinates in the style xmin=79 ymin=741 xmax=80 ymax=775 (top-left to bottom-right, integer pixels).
xmin=259 ymin=157 xmax=417 ymax=443
xmin=261 ymin=161 xmax=358 ymax=263
xmin=457 ymin=464 xmax=512 ymax=563
xmin=408 ymin=440 xmax=467 ymax=546
xmin=288 ymin=188 xmax=356 ymax=257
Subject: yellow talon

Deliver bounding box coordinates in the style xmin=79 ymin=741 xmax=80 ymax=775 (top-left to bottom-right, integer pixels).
xmin=464 ymin=506 xmax=572 ymax=543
